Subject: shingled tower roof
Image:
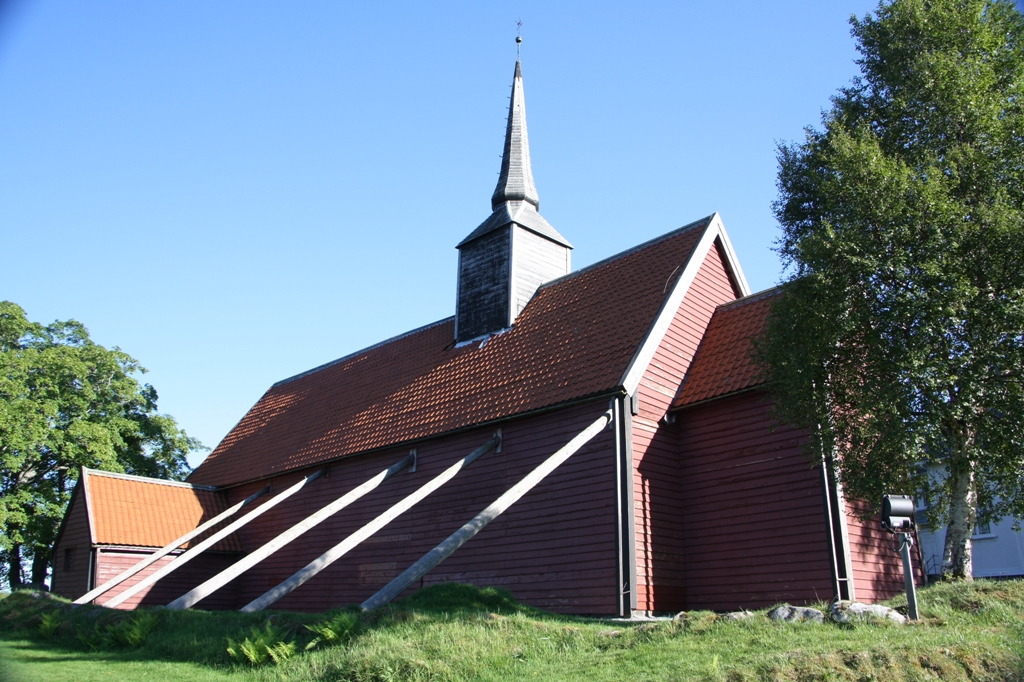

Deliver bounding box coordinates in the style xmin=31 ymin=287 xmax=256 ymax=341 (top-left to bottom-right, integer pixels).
xmin=493 ymin=60 xmax=539 ymax=210
xmin=458 ymin=60 xmax=570 ymax=248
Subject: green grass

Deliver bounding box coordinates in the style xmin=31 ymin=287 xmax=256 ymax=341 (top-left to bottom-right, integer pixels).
xmin=0 ymin=639 xmax=236 ymax=682
xmin=1 ymin=580 xmax=1022 ymax=681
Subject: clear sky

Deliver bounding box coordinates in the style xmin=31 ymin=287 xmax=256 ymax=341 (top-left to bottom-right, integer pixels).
xmin=4 ymin=1 xmax=1013 ymax=468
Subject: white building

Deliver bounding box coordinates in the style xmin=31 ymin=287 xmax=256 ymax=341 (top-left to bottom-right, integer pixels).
xmin=918 ymin=511 xmax=1024 ymax=579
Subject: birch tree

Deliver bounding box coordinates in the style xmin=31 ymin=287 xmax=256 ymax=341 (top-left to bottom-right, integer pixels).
xmin=760 ymin=0 xmax=1024 ymax=578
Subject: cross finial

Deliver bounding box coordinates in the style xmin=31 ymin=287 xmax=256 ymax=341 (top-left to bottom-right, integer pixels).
xmin=516 ymin=20 xmax=522 ymax=59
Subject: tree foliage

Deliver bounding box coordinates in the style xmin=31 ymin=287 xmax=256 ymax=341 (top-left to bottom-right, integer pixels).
xmin=0 ymin=301 xmax=202 ymax=588
xmin=760 ymin=0 xmax=1024 ymax=578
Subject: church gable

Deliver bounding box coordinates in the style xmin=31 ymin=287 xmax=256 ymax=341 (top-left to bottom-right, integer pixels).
xmin=630 ymin=237 xmax=745 ymax=613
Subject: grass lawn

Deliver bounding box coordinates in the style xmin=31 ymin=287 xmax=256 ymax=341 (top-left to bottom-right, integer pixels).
xmin=1 ymin=580 xmax=1022 ymax=681
xmin=0 ymin=638 xmax=236 ymax=682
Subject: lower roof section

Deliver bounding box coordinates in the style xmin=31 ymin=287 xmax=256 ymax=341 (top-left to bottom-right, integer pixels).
xmin=83 ymin=469 xmax=242 ymax=552
xmin=671 ymin=287 xmax=781 ymax=410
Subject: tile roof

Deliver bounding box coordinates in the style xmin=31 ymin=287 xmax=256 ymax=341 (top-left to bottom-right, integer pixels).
xmin=189 ymin=216 xmax=717 ymax=488
xmin=671 ymin=288 xmax=781 ymax=409
xmin=85 ymin=470 xmax=242 ymax=551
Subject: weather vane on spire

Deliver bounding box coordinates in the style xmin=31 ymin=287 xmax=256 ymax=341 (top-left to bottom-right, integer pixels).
xmin=516 ymin=19 xmax=523 ymax=59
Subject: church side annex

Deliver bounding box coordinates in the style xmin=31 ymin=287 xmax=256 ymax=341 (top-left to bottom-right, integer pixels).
xmin=51 ymin=55 xmax=910 ymax=616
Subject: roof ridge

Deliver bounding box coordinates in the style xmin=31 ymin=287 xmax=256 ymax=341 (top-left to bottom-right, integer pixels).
xmin=715 ymin=285 xmax=783 ymax=311
xmin=277 ymin=219 xmax=713 ymax=393
xmin=84 ymin=467 xmax=218 ymax=491
xmin=538 ymin=215 xmax=715 ymax=291
xmin=273 ymin=316 xmax=455 ymax=388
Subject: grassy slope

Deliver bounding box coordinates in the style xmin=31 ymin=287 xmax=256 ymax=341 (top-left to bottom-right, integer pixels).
xmin=1 ymin=580 xmax=1022 ymax=682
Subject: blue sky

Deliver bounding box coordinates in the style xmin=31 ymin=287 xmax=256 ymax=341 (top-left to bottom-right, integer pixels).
xmin=3 ymin=1 xmax=1004 ymax=467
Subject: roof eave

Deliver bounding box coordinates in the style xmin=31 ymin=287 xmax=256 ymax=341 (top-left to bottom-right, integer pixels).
xmin=670 ymin=384 xmax=766 ymax=412
xmin=207 ymin=388 xmax=626 ymax=490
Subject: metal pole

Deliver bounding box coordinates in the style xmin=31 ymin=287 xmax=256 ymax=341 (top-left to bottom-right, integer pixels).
xmin=360 ymin=410 xmax=613 ymax=612
xmin=899 ymin=532 xmax=919 ymax=620
xmin=240 ymin=434 xmax=501 ymax=613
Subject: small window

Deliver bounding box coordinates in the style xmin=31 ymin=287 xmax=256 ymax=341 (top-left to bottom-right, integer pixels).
xmin=63 ymin=547 xmax=75 ymax=572
xmin=974 ymin=519 xmax=992 ymax=537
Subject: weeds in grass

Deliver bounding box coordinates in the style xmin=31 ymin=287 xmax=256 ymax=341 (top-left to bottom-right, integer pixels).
xmin=105 ymin=611 xmax=160 ymax=648
xmin=226 ymin=621 xmax=297 ymax=666
xmin=304 ymin=611 xmax=359 ymax=651
xmin=38 ymin=610 xmax=62 ymax=638
xmin=75 ymin=622 xmax=107 ymax=651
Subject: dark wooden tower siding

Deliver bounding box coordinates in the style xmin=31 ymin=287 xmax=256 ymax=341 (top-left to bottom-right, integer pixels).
xmin=456 ymin=227 xmax=512 ymax=340
xmin=510 ymin=225 xmax=571 ymax=320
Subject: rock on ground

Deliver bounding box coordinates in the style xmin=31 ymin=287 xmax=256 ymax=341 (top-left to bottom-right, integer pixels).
xmin=720 ymin=610 xmax=756 ymax=621
xmin=768 ymin=605 xmax=825 ymax=623
xmin=830 ymin=600 xmax=906 ymax=624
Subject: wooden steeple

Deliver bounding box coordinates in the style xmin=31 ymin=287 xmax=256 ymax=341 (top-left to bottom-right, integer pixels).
xmin=455 ymin=57 xmax=572 ymax=343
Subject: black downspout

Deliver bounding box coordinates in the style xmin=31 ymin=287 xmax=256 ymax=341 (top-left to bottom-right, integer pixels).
xmin=614 ymin=395 xmax=638 ymax=616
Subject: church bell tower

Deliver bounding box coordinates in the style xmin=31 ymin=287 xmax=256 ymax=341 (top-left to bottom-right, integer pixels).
xmin=455 ymin=58 xmax=572 ymax=343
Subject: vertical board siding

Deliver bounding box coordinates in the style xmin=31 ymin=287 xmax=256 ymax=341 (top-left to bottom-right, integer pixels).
xmin=632 ymin=243 xmax=738 ymax=612
xmin=219 ymin=400 xmax=619 ymax=614
xmin=844 ymin=499 xmax=925 ymax=602
xmin=50 ymin=485 xmax=93 ymax=600
xmin=93 ymin=551 xmax=241 ymax=610
xmin=511 ymin=226 xmax=570 ymax=321
xmin=676 ymin=392 xmax=836 ymax=610
xmin=456 ymin=227 xmax=511 ymax=341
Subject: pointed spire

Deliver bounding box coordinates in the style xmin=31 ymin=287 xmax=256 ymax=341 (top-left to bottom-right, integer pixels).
xmin=491 ymin=60 xmax=540 ymax=211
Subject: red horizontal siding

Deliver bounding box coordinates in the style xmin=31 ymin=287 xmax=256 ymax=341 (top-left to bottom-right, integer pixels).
xmin=676 ymin=391 xmax=835 ymax=611
xmin=845 ymin=498 xmax=925 ymax=603
xmin=215 ymin=400 xmax=619 ymax=615
xmin=93 ymin=550 xmax=241 ymax=610
xmin=633 ymin=243 xmax=739 ymax=613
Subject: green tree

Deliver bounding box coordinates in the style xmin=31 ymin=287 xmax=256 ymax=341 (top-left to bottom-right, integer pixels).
xmin=0 ymin=301 xmax=202 ymax=589
xmin=761 ymin=0 xmax=1024 ymax=579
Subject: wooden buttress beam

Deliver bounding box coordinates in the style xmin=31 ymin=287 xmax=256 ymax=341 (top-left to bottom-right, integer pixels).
xmin=239 ymin=434 xmax=501 ymax=613
xmin=102 ymin=469 xmax=324 ymax=609
xmin=166 ymin=454 xmax=414 ymax=610
xmin=73 ymin=487 xmax=268 ymax=605
xmin=360 ymin=409 xmax=613 ymax=612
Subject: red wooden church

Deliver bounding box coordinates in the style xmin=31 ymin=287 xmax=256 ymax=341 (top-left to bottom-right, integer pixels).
xmin=52 ymin=59 xmax=915 ymax=616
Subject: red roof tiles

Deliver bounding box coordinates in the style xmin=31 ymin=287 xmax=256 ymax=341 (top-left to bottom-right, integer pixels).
xmin=189 ymin=217 xmax=717 ymax=487
xmin=85 ymin=470 xmax=242 ymax=551
xmin=671 ymin=288 xmax=780 ymax=409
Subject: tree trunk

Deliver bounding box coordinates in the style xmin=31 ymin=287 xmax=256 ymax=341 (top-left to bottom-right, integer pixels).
xmin=7 ymin=543 xmax=24 ymax=590
xmin=30 ymin=547 xmax=50 ymax=588
xmin=942 ymin=428 xmax=977 ymax=580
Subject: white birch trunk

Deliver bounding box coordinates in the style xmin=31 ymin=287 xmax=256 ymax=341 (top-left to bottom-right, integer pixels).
xmin=942 ymin=428 xmax=977 ymax=580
